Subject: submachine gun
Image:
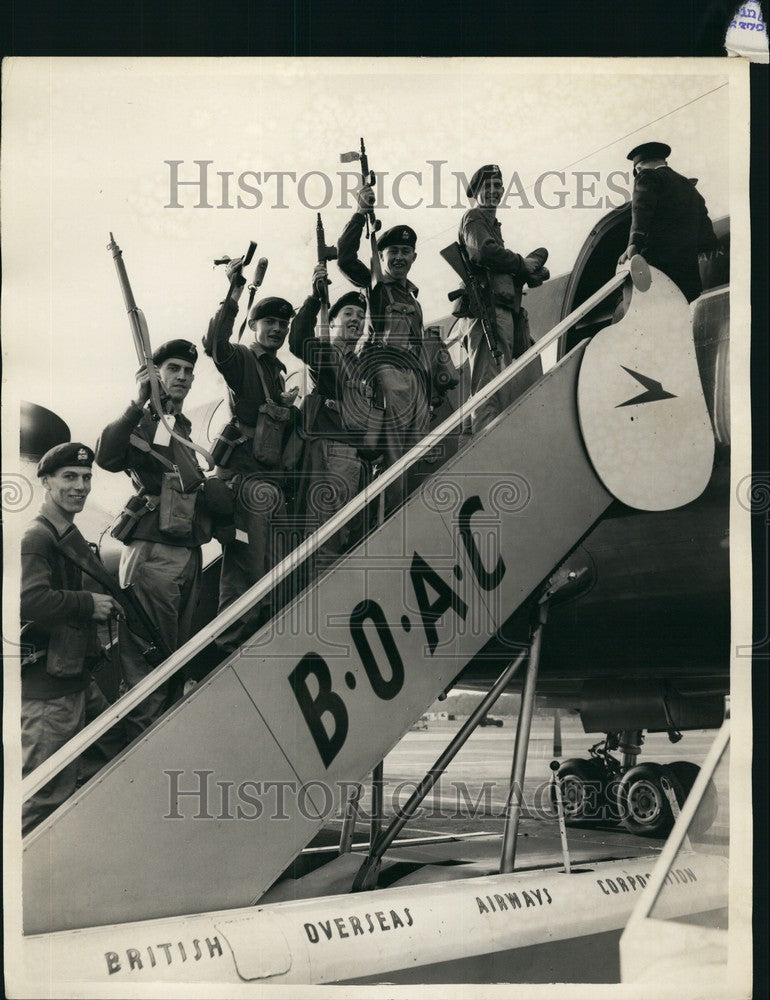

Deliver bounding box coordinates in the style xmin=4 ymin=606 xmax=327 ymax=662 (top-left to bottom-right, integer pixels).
xmin=316 ymin=212 xmax=338 ymax=341
xmin=340 ymin=137 xmax=383 ymax=284
xmin=441 ymin=241 xmax=503 ymax=370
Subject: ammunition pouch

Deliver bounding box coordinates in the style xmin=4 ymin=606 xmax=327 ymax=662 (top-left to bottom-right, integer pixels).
xmin=158 ymin=472 xmax=198 ymax=539
xmin=421 ymin=330 xmax=460 ymax=396
xmin=252 ymin=401 xmax=293 ymax=468
xmin=45 ymin=621 xmax=100 ymax=679
xmin=282 ymin=394 xmax=323 ymax=471
xmin=211 ymin=420 xmax=248 ymax=468
xmin=201 ymin=476 xmax=235 ymax=520
xmin=110 ymin=493 xmax=154 ymax=543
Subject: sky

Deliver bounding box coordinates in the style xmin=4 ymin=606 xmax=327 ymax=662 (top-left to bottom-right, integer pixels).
xmin=2 ymin=58 xmax=735 ymax=443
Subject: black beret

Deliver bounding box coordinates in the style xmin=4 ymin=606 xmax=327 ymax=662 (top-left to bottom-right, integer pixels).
xmin=152 ymin=339 xmax=198 ymax=367
xmin=466 ymin=163 xmax=503 ymax=198
xmin=377 ymin=225 xmax=417 ymax=251
xmin=329 ymin=291 xmax=367 ymax=323
xmin=248 ymin=296 xmax=295 ymax=325
xmin=627 ymin=142 xmax=671 ymax=165
xmin=37 ymin=442 xmax=94 ymax=477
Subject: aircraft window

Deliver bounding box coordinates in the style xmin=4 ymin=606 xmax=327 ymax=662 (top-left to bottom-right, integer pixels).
xmin=648 ymin=736 xmax=729 ymax=930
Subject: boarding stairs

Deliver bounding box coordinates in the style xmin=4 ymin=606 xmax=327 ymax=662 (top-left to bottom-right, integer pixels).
xmin=22 ymin=260 xmax=709 ymax=933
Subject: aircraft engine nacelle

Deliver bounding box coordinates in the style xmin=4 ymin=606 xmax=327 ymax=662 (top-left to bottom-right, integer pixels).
xmin=578 ymin=678 xmax=725 ymax=734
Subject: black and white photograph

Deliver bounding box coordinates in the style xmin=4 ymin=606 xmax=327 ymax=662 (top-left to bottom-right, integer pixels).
xmin=1 ymin=55 xmax=758 ymax=994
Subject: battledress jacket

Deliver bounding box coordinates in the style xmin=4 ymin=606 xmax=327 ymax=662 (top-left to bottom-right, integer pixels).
xmin=20 ymin=516 xmax=99 ymax=700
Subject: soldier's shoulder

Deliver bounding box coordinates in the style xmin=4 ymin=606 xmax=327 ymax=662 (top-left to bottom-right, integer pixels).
xmin=21 ymin=516 xmax=55 ymax=552
xmin=461 ymin=206 xmax=485 ymax=224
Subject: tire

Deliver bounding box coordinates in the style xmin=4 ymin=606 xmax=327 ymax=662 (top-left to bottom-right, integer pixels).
xmin=668 ymin=760 xmax=719 ymax=836
xmin=556 ymin=758 xmax=609 ymax=824
xmin=617 ymin=762 xmax=682 ymax=837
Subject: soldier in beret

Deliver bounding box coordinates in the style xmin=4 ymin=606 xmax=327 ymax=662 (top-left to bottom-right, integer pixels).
xmin=95 ymin=339 xmax=212 ymax=733
xmin=337 ymin=187 xmax=441 ymax=511
xmin=203 ymin=268 xmax=298 ymax=651
xmin=21 ymin=443 xmax=126 ymax=832
xmin=288 ymin=274 xmax=369 ymax=555
xmin=458 ymin=163 xmax=550 ymax=437
xmin=619 ymin=142 xmax=718 ymax=303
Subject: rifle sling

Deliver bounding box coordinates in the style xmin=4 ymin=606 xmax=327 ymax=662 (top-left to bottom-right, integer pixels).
xmin=41 ymin=518 xmax=166 ymax=654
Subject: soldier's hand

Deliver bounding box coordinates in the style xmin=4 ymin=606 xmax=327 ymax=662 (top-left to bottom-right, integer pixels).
xmin=618 ymin=244 xmax=638 ymax=266
xmin=522 ymin=254 xmax=546 ymax=278
xmin=133 ymin=364 xmax=160 ymax=407
xmin=91 ymin=594 xmax=124 ymax=623
xmin=225 ymin=256 xmax=245 ymax=283
xmin=526 ymin=266 xmax=550 ymax=288
xmin=312 ymin=263 xmax=329 ymax=299
xmin=280 ymin=385 xmax=300 ymax=407
xmin=356 ymin=183 xmax=376 ymax=214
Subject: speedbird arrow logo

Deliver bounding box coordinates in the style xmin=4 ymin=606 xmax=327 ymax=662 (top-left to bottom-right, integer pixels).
xmin=616 ymin=366 xmax=677 ymax=407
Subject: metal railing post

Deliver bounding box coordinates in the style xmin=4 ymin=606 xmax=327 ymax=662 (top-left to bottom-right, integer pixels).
xmin=352 ymin=647 xmax=530 ymax=892
xmin=499 ymin=599 xmax=549 ymax=873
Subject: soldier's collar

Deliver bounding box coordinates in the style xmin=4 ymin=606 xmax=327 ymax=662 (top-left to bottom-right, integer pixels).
xmin=250 ymin=341 xmax=287 ymax=371
xmin=151 ymin=406 xmax=191 ymax=428
xmin=380 ymin=272 xmax=419 ymax=297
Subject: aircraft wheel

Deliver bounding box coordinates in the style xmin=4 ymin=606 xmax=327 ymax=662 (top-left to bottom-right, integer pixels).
xmin=617 ymin=763 xmax=681 ymax=837
xmin=668 ymin=760 xmax=719 ymax=836
xmin=556 ymin=758 xmax=607 ymax=824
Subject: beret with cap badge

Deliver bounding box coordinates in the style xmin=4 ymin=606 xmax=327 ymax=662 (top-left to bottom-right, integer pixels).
xmin=37 ymin=442 xmax=94 ymax=478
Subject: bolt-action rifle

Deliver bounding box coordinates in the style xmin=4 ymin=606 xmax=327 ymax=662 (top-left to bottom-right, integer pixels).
xmin=107 ymin=233 xmax=215 ymax=471
xmin=441 ymin=241 xmax=503 ymax=370
xmin=315 ymin=213 xmax=338 ymax=341
xmin=340 ymin=137 xmax=383 ymax=285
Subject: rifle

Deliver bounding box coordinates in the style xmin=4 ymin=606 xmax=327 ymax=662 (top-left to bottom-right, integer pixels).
xmin=340 ymin=137 xmax=383 ymax=285
xmin=440 ymin=241 xmax=502 ymax=370
xmin=54 ymin=525 xmax=171 ymax=665
xmin=316 ymin=213 xmax=338 ymax=341
xmin=107 ymin=233 xmax=215 ymax=471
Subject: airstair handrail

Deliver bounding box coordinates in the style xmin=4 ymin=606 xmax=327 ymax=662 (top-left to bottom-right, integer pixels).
xmin=22 ymin=263 xmax=638 ymax=805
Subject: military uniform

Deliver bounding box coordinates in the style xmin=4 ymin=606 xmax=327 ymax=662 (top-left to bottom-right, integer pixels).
xmin=457 ymin=164 xmax=547 ymax=436
xmin=204 ymin=293 xmax=295 ymax=651
xmin=626 ymin=142 xmax=718 ymax=303
xmin=21 ymin=444 xmax=125 ymax=833
xmin=95 ymin=341 xmax=209 ymax=738
xmin=288 ymin=290 xmax=369 ymax=555
xmin=337 ymin=218 xmax=431 ymax=511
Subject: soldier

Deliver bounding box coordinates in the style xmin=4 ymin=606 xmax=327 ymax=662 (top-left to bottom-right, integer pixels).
xmin=288 ymin=275 xmax=369 ymax=555
xmin=203 ymin=268 xmax=297 ymax=652
xmin=21 ymin=443 xmax=125 ymax=833
xmin=95 ymin=340 xmax=210 ymax=735
xmin=457 ymin=164 xmax=550 ymax=436
xmin=619 ymin=142 xmax=719 ymax=303
xmin=337 ymin=186 xmax=445 ymax=511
